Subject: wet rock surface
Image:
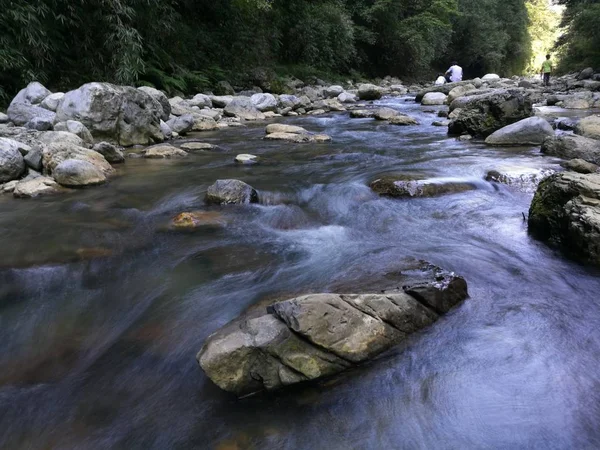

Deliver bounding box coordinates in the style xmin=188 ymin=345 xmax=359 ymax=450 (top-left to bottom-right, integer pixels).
xmin=198 ymin=262 xmax=468 ymax=396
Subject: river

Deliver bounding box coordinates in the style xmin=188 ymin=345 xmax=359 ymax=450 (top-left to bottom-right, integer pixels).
xmin=1 ymin=97 xmax=599 ymax=449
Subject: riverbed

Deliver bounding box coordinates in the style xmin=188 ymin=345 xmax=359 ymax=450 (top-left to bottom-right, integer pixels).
xmin=1 ymin=97 xmax=600 ymax=449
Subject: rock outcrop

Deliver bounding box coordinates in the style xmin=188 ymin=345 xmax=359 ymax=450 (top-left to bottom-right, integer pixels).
xmin=485 ymin=117 xmax=554 ymax=146
xmin=528 ymin=172 xmax=600 ymax=265
xmin=205 ymin=179 xmax=259 ymax=205
xmin=56 ymin=82 xmax=164 ymax=146
xmin=197 ymin=262 xmax=468 ymax=396
xmin=541 ymin=135 xmax=600 ymax=165
xmin=448 ymin=89 xmax=533 ymax=137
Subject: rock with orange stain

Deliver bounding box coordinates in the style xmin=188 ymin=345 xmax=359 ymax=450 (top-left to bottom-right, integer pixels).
xmin=169 ymin=211 xmax=227 ymax=230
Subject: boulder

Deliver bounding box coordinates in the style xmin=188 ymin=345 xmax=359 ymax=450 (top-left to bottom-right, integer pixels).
xmin=373 ymin=107 xmax=400 ymax=120
xmin=447 ymin=84 xmax=476 ymax=104
xmin=0 ymin=139 xmax=26 ymax=182
xmin=251 ymin=93 xmax=278 ymax=112
xmin=209 ymin=95 xmax=234 ymax=108
xmin=528 ymin=172 xmax=600 ymax=265
xmin=577 ymin=67 xmax=595 ymax=81
xmin=485 ymin=117 xmax=554 ymax=146
xmin=338 ymin=92 xmax=357 ymax=103
xmin=25 ymin=115 xmax=54 ymax=131
xmin=370 ymin=176 xmax=476 ymax=198
xmin=40 ymin=132 xmax=114 ymax=176
xmin=160 ymin=120 xmax=172 ymax=139
xmin=137 ymin=86 xmax=171 ymax=121
xmin=41 ymin=93 xmax=65 ymax=112
xmin=349 ymin=109 xmax=375 ymax=119
xmin=482 ymin=74 xmax=501 ymax=81
xmin=0 ymin=113 xmax=8 ymax=124
xmin=144 ymin=144 xmax=188 ymax=159
xmin=53 ymin=159 xmax=107 ymax=187
xmin=264 ymin=132 xmax=313 ymax=143
xmin=265 ymin=124 xmax=307 ymax=134
xmin=388 ymin=115 xmax=419 ymax=126
xmin=166 ymin=114 xmax=195 ymax=134
xmin=205 ymin=179 xmax=258 ymax=205
xmin=8 ymin=103 xmax=56 ymax=128
xmin=169 ymin=211 xmax=227 ymax=230
xmin=53 ymin=120 xmax=94 ymax=145
xmin=23 ymin=146 xmax=43 ymax=171
xmin=179 ymin=142 xmax=216 ymax=152
xmin=414 ymin=80 xmax=482 ymax=103
xmin=215 ymin=80 xmax=235 ymax=96
xmin=13 ymin=176 xmax=61 ymax=198
xmin=278 ymin=95 xmax=302 ymax=110
xmin=10 ymin=82 xmax=51 ymax=106
xmin=224 ymin=97 xmax=266 ymax=121
xmin=448 ymin=89 xmax=533 ymax=137
xmin=188 ymin=94 xmax=213 ymax=108
xmin=197 ymin=264 xmax=468 ymax=396
xmin=192 ymin=115 xmax=219 ymax=131
xmin=358 ymin=84 xmax=383 ymax=101
xmin=562 ymin=97 xmax=591 ymax=109
xmin=563 ymin=159 xmax=598 ymax=174
xmin=421 ymin=92 xmax=447 ymax=105
xmin=56 ymin=82 xmax=164 ymax=146
xmin=92 ymin=142 xmax=124 ymax=164
xmin=484 ymin=168 xmax=555 ymax=193
xmin=541 ymin=135 xmax=600 ymax=165
xmin=235 ymin=154 xmax=259 ymax=165
xmin=575 ymin=115 xmax=600 ymax=140
xmin=324 ymin=85 xmax=344 ymax=98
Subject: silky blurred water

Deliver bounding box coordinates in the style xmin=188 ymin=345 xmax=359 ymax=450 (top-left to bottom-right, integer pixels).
xmin=1 ymin=97 xmax=599 ymax=449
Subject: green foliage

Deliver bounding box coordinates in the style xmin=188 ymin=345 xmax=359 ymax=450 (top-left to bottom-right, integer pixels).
xmin=556 ymin=0 xmax=600 ymax=72
xmin=0 ymin=0 xmax=536 ymax=105
xmin=526 ymin=0 xmax=562 ymax=74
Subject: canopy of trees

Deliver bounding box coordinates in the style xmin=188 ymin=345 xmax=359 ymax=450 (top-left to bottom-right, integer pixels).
xmin=0 ymin=0 xmax=535 ymax=103
xmin=555 ymin=0 xmax=600 ymax=72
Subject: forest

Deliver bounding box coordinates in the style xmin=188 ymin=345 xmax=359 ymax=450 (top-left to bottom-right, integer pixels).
xmin=0 ymin=0 xmax=595 ymax=103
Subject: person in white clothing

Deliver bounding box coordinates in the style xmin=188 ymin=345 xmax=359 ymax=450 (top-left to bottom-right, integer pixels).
xmin=445 ymin=61 xmax=463 ymax=83
xmin=435 ymin=73 xmax=446 ymax=85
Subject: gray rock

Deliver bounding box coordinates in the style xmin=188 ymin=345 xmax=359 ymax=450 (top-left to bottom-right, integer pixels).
xmin=415 ymin=80 xmax=484 ymax=103
xmin=8 ymin=103 xmax=56 ymax=127
xmin=223 ymin=97 xmax=266 ymax=120
xmin=13 ymin=176 xmax=61 ymax=198
xmin=370 ymin=176 xmax=476 ymax=198
xmin=0 ymin=139 xmax=26 ymax=182
xmin=92 ymin=142 xmax=124 ymax=164
xmin=265 ymin=124 xmax=307 ymax=134
xmin=485 ymin=117 xmax=554 ymax=146
xmin=338 ymin=92 xmax=357 ymax=103
xmin=0 ymin=113 xmax=8 ymax=124
xmin=575 ymin=115 xmax=600 ymax=140
xmin=26 ymin=115 xmax=54 ymax=131
xmin=235 ymin=154 xmax=259 ymax=165
xmin=137 ymin=86 xmax=171 ymax=121
xmin=448 ymin=89 xmax=533 ymax=137
xmin=542 ymin=135 xmax=600 ymax=165
xmin=563 ymin=158 xmax=598 ymax=174
xmin=197 ymin=263 xmax=468 ymax=396
xmin=349 ymin=109 xmax=375 ymax=119
xmin=373 ymin=107 xmax=400 ymax=120
xmin=577 ymin=67 xmax=595 ymax=80
xmin=215 ymin=80 xmax=235 ymax=96
xmin=24 ymin=146 xmax=43 ymax=171
xmin=53 ymin=120 xmax=94 ymax=145
xmin=421 ymin=92 xmax=447 ymax=105
xmin=482 ymin=74 xmax=501 ymax=81
xmin=205 ymin=179 xmax=258 ymax=205
xmin=166 ymin=114 xmax=195 ymax=134
xmin=209 ymin=95 xmax=234 ymax=108
xmin=388 ymin=115 xmax=419 ymax=126
xmin=251 ymin=93 xmax=278 ymax=112
xmin=447 ymin=84 xmax=476 ymax=104
xmin=188 ymin=94 xmax=213 ymax=108
xmin=484 ymin=168 xmax=555 ymax=193
xmin=358 ymin=84 xmax=383 ymax=101
xmin=53 ymin=158 xmax=107 ymax=187
xmin=40 ymin=132 xmax=114 ymax=176
xmin=528 ymin=172 xmax=600 ymax=265
xmin=160 ymin=120 xmax=172 ymax=139
xmin=278 ymin=95 xmax=302 ymax=110
xmin=144 ymin=144 xmax=188 ymax=159
xmin=10 ymin=82 xmax=51 ymax=105
xmin=324 ymin=85 xmax=344 ymax=98
xmin=192 ymin=115 xmax=219 ymax=131
xmin=40 ymin=93 xmax=64 ymax=112
xmin=56 ymin=82 xmax=164 ymax=147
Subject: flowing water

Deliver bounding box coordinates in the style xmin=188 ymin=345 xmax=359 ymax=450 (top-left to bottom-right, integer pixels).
xmin=1 ymin=97 xmax=600 ymax=450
